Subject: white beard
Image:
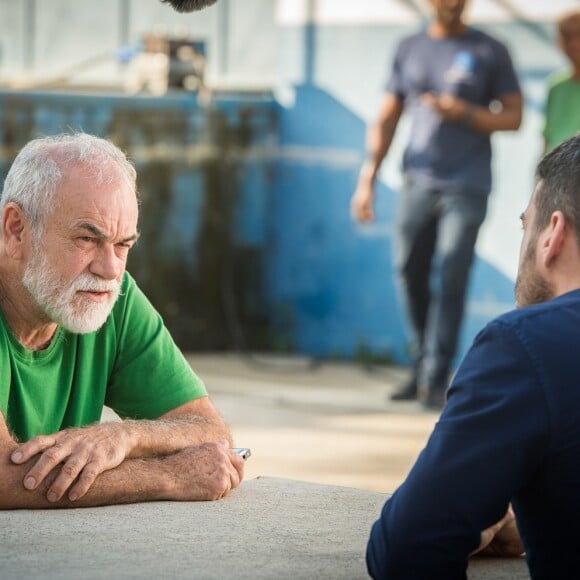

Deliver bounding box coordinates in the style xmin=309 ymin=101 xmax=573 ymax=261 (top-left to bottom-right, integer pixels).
xmin=22 ymin=246 xmax=121 ymax=334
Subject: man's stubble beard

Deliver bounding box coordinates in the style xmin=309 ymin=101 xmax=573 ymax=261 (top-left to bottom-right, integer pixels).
xmin=22 ymin=243 xmax=121 ymax=335
xmin=514 ymin=239 xmax=553 ymax=308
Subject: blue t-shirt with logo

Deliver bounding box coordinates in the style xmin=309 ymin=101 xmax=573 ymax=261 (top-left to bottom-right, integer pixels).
xmin=387 ymin=28 xmax=520 ymax=193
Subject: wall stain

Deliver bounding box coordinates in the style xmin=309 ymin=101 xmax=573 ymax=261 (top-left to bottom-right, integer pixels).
xmin=0 ymin=91 xmax=278 ymax=352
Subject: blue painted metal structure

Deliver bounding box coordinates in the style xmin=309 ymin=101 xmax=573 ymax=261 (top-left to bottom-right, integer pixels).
xmin=0 ymin=88 xmax=277 ymax=351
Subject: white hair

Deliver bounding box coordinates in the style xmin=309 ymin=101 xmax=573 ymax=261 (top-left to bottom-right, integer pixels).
xmin=0 ymin=133 xmax=137 ymax=240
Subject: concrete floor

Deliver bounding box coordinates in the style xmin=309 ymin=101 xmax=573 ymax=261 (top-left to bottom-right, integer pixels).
xmin=82 ymin=354 xmax=529 ymax=580
xmin=66 ymin=353 xmax=528 ymax=579
xmin=186 ymin=353 xmax=439 ymax=494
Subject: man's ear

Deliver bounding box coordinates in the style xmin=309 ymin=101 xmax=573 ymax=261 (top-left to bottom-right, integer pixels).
xmin=2 ymin=203 xmax=29 ymax=260
xmin=540 ymin=210 xmax=566 ymax=268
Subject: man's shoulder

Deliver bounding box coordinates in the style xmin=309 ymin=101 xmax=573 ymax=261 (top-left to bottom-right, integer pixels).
xmin=395 ymin=29 xmax=429 ymax=50
xmin=105 ymin=271 xmax=148 ymax=332
xmin=491 ymin=291 xmax=580 ymax=335
xmin=547 ymin=70 xmax=575 ymax=91
xmin=466 ymin=27 xmax=517 ymax=65
xmin=466 ymin=27 xmax=508 ymax=49
xmin=120 ymin=270 xmax=137 ymax=292
xmin=108 ymin=271 xmax=163 ymax=336
xmin=111 ymin=271 xmax=138 ymax=312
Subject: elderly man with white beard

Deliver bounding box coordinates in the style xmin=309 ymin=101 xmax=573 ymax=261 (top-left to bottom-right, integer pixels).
xmin=0 ymin=133 xmax=244 ymax=508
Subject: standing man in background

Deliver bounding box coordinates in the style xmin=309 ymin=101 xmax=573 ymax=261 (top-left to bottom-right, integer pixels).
xmin=351 ymin=0 xmax=522 ymax=409
xmin=544 ymin=10 xmax=580 ymax=154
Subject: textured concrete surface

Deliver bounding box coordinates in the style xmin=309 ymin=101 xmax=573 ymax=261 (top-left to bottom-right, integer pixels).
xmin=2 ymin=354 xmax=528 ymax=579
xmin=0 ymin=477 xmax=527 ymax=580
xmin=0 ymin=478 xmax=381 ymax=580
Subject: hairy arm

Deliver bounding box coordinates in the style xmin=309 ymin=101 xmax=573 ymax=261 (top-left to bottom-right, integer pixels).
xmin=126 ymin=396 xmax=234 ymax=455
xmin=10 ymin=396 xmax=235 ymax=503
xmin=0 ymin=414 xmax=243 ymax=509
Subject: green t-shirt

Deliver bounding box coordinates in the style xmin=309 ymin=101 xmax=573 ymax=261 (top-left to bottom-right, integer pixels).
xmin=0 ymin=272 xmax=207 ymax=442
xmin=544 ymin=71 xmax=580 ymax=153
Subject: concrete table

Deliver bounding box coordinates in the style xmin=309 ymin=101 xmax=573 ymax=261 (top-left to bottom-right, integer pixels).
xmin=0 ymin=477 xmax=528 ymax=579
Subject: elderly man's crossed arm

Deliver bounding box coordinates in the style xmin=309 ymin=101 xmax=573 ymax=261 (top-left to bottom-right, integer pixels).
xmin=1 ymin=396 xmax=243 ymax=508
xmin=0 ymin=403 xmax=243 ymax=508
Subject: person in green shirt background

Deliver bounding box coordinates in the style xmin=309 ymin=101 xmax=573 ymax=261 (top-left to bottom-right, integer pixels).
xmin=544 ymin=10 xmax=580 ymax=153
xmin=0 ymin=133 xmax=245 ymax=509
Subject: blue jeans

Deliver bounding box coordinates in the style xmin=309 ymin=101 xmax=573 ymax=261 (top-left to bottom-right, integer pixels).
xmin=395 ymin=178 xmax=489 ymax=392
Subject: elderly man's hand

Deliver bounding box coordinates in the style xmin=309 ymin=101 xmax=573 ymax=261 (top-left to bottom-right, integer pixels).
xmin=11 ymin=422 xmax=132 ymax=502
xmin=161 ymin=441 xmax=245 ymax=501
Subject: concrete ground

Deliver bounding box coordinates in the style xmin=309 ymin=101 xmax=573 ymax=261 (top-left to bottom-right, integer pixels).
xmin=0 ymin=476 xmax=528 ymax=579
xmin=4 ymin=353 xmax=527 ymax=580
xmin=186 ymin=353 xmax=439 ymax=494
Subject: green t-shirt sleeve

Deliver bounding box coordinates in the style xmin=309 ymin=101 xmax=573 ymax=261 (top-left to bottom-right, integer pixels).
xmin=104 ymin=273 xmax=207 ymax=419
xmin=543 ymin=72 xmax=561 ymax=140
xmin=542 ymin=78 xmax=554 ymax=139
xmin=543 ymin=71 xmax=580 ymax=152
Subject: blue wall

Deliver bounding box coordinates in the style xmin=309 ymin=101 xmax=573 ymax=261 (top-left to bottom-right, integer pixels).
xmin=0 ymin=14 xmax=568 ymax=370
xmin=267 ymin=85 xmax=403 ymax=361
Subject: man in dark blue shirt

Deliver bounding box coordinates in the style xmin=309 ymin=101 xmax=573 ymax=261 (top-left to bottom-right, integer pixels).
xmin=367 ymin=134 xmax=580 ymax=578
xmin=351 ymin=0 xmax=522 ymax=409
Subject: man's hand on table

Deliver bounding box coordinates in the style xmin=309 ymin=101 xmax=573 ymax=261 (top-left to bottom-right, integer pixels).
xmin=11 ymin=422 xmax=132 ymax=502
xmin=161 ymin=441 xmax=245 ymax=501
xmin=472 ymin=506 xmax=525 ymax=558
xmin=10 ymin=422 xmax=245 ymax=503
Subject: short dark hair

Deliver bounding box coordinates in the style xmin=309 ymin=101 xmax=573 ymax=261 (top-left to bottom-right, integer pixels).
xmin=160 ymin=0 xmax=217 ymax=12
xmin=534 ymin=134 xmax=580 ymax=239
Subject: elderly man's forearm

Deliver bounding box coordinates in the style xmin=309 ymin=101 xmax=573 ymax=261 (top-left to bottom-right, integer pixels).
xmin=123 ymin=415 xmax=233 ymax=459
xmin=0 ymin=442 xmax=240 ymax=509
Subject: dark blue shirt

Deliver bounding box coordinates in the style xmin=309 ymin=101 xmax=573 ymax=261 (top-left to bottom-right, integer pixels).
xmin=367 ymin=289 xmax=580 ymax=579
xmin=387 ymin=28 xmax=520 ymax=193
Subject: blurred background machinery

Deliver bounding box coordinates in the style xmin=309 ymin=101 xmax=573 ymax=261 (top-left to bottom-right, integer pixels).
xmin=124 ymin=32 xmax=207 ymax=96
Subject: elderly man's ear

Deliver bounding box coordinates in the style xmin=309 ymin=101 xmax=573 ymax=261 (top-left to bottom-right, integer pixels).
xmin=2 ymin=204 xmax=28 ymax=260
